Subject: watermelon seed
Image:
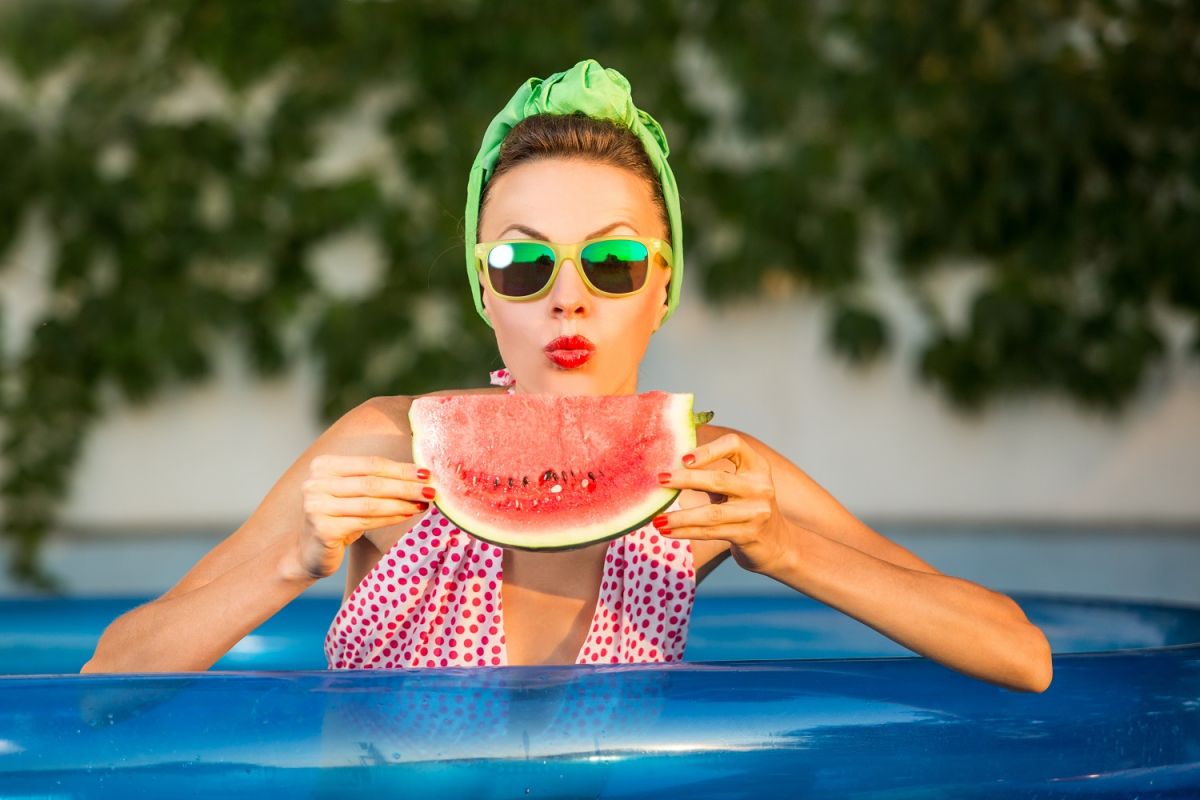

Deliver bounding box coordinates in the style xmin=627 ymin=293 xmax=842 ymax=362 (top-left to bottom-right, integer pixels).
xmin=523 ymin=477 xmax=529 ymax=487
xmin=507 ymin=477 xmax=514 ymax=488
xmin=550 ymin=485 xmax=562 ymax=494
xmin=587 ymin=471 xmax=596 ymax=481
xmin=493 ymin=477 xmax=500 ymax=487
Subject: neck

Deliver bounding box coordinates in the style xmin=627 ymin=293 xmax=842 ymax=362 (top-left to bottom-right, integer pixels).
xmin=503 ymin=541 xmax=610 ymax=596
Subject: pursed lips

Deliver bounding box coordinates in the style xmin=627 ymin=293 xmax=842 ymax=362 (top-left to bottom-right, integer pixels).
xmin=544 ymin=335 xmax=595 ymax=368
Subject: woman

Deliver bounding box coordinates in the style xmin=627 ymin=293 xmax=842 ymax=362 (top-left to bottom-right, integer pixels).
xmin=82 ymin=60 xmax=1052 ymax=692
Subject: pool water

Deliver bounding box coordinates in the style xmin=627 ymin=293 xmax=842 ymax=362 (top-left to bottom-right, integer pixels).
xmin=1 ymin=592 xmax=1197 ymax=798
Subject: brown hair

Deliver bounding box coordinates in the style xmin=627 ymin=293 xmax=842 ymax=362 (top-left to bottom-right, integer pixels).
xmin=478 ymin=112 xmax=671 ymax=244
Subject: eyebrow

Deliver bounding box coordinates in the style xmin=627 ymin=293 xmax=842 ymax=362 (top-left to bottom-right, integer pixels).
xmin=497 ymin=221 xmax=636 ymax=240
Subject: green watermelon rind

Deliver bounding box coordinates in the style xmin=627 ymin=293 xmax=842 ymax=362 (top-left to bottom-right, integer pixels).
xmin=432 ymin=490 xmax=682 ymax=553
xmin=410 ymin=392 xmax=699 ymax=552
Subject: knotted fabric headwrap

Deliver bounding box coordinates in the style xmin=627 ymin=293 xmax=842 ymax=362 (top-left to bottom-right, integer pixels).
xmin=464 ymin=58 xmax=684 ymax=329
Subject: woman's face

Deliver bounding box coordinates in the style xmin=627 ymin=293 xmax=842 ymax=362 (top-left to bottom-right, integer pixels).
xmin=477 ymin=157 xmax=672 ymax=396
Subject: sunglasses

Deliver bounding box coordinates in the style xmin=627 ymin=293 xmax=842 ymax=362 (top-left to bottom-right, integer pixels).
xmin=474 ymin=236 xmax=673 ymax=301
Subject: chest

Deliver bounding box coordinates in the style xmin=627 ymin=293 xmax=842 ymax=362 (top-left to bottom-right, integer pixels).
xmin=496 ymin=487 xmax=726 ymax=667
xmin=500 ymin=574 xmax=603 ymax=666
xmin=361 ymin=493 xmax=728 ymax=666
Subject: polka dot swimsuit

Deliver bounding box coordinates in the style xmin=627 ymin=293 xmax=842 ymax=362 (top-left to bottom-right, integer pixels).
xmin=323 ymin=368 xmax=697 ymax=669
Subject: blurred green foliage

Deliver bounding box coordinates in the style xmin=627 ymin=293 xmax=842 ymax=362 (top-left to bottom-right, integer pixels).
xmin=0 ymin=0 xmax=1196 ymax=589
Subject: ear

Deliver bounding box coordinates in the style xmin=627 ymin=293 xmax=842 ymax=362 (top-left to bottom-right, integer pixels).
xmin=655 ymin=267 xmax=673 ymax=332
xmin=651 ymin=284 xmax=670 ymax=334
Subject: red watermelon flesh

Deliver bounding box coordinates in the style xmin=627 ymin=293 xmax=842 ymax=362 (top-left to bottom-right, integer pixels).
xmin=408 ymin=392 xmax=705 ymax=551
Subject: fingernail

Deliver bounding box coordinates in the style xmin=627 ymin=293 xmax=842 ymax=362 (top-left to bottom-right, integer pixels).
xmin=652 ymin=515 xmax=669 ymax=528
xmin=422 ymin=486 xmax=436 ymax=499
xmin=657 ymin=472 xmax=672 ymax=484
xmin=682 ymin=454 xmax=696 ymax=466
xmin=416 ymin=502 xmax=429 ymax=511
xmin=416 ymin=468 xmax=430 ymax=480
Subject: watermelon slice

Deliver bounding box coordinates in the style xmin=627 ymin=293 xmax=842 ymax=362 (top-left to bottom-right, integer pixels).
xmin=409 ymin=391 xmax=713 ymax=551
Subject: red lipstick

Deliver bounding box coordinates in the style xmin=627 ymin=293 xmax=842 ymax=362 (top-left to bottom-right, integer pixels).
xmin=544 ymin=335 xmax=595 ymax=369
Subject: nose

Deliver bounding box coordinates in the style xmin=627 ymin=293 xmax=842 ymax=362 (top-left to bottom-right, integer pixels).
xmin=546 ymin=257 xmax=591 ymax=318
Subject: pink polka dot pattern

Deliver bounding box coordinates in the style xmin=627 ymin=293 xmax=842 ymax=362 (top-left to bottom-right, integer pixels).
xmin=488 ymin=368 xmax=515 ymax=388
xmin=322 ymin=368 xmax=697 ymax=670
xmin=322 ymin=497 xmax=694 ymax=669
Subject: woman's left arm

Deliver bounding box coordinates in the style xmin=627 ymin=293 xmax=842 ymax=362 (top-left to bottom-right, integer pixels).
xmin=656 ymin=427 xmax=1054 ymax=694
xmin=697 ymin=424 xmax=946 ymax=574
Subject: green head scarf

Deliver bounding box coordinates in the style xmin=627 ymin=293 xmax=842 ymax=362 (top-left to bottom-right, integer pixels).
xmin=463 ymin=58 xmax=683 ymax=329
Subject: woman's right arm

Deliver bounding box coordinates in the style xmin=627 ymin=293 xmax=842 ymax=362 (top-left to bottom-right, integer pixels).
xmin=80 ymin=396 xmax=421 ymax=674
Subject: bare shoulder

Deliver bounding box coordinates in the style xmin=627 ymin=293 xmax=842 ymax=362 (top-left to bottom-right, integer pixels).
xmin=359 ymin=386 xmax=509 ymax=429
xmin=696 ymin=421 xmax=734 ymax=447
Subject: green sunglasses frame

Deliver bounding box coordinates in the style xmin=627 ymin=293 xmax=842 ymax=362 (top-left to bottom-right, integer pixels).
xmin=473 ymin=236 xmax=673 ymax=301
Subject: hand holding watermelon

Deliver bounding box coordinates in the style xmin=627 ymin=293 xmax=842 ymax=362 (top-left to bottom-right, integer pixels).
xmin=293 ymin=454 xmax=433 ymax=580
xmin=654 ymin=432 xmax=792 ymax=576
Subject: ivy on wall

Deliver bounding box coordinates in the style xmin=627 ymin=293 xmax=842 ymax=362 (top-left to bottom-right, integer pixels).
xmin=0 ymin=0 xmax=1196 ymax=590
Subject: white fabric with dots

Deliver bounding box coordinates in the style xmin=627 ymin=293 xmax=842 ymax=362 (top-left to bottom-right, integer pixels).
xmin=323 ymin=368 xmax=696 ymax=668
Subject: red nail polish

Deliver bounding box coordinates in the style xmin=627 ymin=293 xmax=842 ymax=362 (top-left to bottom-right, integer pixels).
xmin=422 ymin=486 xmax=436 ymax=499
xmin=657 ymin=472 xmax=672 ymax=484
xmin=416 ymin=502 xmax=429 ymax=511
xmin=682 ymin=454 xmax=696 ymax=466
xmin=416 ymin=468 xmax=430 ymax=480
xmin=652 ymin=515 xmax=668 ymax=528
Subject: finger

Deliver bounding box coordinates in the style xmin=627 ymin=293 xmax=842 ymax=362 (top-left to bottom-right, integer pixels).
xmin=313 ymin=495 xmax=429 ymax=518
xmin=310 ymin=454 xmax=429 ymax=481
xmin=651 ymin=500 xmax=763 ymax=533
xmin=657 ymin=467 xmax=761 ymax=500
xmin=679 ymin=433 xmax=769 ymax=475
xmin=657 ymin=522 xmax=757 ymax=543
xmin=322 ymin=513 xmax=428 ymax=539
xmin=311 ymin=475 xmax=433 ymax=502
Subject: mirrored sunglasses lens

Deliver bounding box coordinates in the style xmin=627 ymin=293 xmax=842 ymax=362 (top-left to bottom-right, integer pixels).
xmin=487 ymin=242 xmax=555 ymax=297
xmin=581 ymin=239 xmax=649 ymax=294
